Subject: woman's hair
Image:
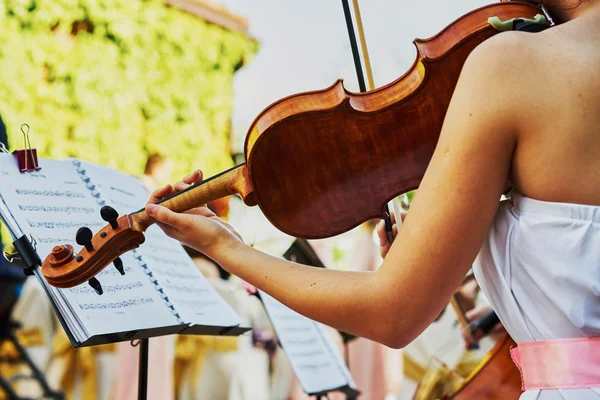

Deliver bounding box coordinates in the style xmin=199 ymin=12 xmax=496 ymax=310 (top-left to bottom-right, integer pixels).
xmin=538 ymin=0 xmax=593 ymax=21
xmin=540 ymin=0 xmax=592 ymax=8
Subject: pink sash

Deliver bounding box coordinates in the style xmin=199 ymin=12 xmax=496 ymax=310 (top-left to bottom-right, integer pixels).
xmin=511 ymin=338 xmax=600 ymax=390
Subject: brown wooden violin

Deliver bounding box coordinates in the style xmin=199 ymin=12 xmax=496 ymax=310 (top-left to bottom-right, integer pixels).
xmin=412 ymin=308 xmax=521 ymax=400
xmin=444 ymin=303 xmax=521 ymax=399
xmin=42 ymin=1 xmax=548 ymax=289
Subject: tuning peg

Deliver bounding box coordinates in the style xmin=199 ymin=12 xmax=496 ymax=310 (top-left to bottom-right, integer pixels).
xmin=113 ymin=257 xmax=125 ymax=275
xmin=101 ymin=206 xmax=119 ymax=229
xmin=88 ymin=277 xmax=103 ymax=295
xmin=76 ymin=227 xmax=94 ymax=251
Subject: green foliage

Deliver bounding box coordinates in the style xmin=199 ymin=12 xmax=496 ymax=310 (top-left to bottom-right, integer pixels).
xmin=0 ymin=0 xmax=258 ymax=181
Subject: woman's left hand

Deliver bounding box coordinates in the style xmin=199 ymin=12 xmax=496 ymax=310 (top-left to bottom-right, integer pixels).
xmin=145 ymin=170 xmax=244 ymax=260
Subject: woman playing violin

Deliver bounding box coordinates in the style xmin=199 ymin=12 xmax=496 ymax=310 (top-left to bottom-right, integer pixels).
xmin=145 ymin=1 xmax=600 ymax=398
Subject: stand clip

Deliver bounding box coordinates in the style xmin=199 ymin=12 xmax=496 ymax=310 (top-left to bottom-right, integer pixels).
xmin=12 ymin=124 xmax=41 ymax=173
xmin=3 ymin=234 xmax=41 ymax=276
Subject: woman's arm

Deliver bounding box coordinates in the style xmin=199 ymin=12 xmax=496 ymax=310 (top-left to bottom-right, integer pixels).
xmin=146 ymin=33 xmax=526 ymax=348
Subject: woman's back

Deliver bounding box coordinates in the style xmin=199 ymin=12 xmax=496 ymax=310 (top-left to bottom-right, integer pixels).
xmin=509 ymin=7 xmax=600 ymax=206
xmin=473 ymin=6 xmax=600 ymax=398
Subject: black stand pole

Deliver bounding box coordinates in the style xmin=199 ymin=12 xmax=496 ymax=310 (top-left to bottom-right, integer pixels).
xmin=138 ymin=338 xmax=149 ymax=400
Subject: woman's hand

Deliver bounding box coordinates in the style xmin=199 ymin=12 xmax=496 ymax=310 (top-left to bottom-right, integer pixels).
xmin=376 ymin=211 xmax=405 ymax=258
xmin=145 ymin=170 xmax=244 ymax=260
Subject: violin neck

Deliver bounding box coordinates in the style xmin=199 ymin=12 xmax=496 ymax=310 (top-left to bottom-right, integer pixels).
xmin=130 ymin=163 xmax=254 ymax=232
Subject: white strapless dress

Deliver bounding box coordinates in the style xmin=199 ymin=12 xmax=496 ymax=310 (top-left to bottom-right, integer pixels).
xmin=473 ymin=191 xmax=600 ymax=399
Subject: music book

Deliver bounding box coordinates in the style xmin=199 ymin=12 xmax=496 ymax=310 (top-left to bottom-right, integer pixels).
xmin=0 ymin=154 xmax=248 ymax=347
xmin=260 ymin=290 xmax=359 ymax=397
xmin=258 ymin=239 xmax=359 ymax=397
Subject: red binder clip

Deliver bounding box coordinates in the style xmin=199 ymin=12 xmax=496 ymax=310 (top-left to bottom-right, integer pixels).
xmin=13 ymin=124 xmax=41 ymax=173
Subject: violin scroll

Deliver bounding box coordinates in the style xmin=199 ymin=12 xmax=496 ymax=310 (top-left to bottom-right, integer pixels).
xmin=41 ymin=164 xmax=256 ymax=292
xmin=42 ymin=212 xmax=145 ymax=291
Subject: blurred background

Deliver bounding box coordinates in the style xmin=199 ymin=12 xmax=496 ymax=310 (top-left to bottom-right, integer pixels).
xmin=0 ymin=0 xmax=505 ymax=399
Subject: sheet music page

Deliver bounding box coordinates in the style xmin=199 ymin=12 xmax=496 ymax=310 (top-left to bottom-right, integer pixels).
xmin=0 ymin=155 xmax=179 ymax=340
xmin=0 ymin=192 xmax=86 ymax=341
xmin=259 ymin=289 xmax=357 ymax=395
xmin=76 ymin=161 xmax=242 ymax=329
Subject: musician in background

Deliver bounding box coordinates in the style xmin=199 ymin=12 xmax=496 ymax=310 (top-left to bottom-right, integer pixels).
xmin=140 ymin=153 xmax=173 ymax=191
xmin=461 ymin=298 xmax=505 ymax=350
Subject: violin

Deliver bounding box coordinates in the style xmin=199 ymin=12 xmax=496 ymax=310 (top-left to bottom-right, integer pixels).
xmin=413 ymin=308 xmax=520 ymax=400
xmin=41 ymin=1 xmax=548 ymax=289
xmin=441 ymin=319 xmax=521 ymax=399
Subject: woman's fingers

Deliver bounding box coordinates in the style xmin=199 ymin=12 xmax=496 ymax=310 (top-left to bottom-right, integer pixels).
xmin=377 ymin=219 xmax=397 ymax=258
xmin=377 ymin=219 xmax=389 ymax=246
xmin=148 ymin=184 xmax=173 ymax=204
xmin=166 ymin=170 xmax=205 ymax=202
xmin=155 ymin=221 xmax=183 ymax=242
xmin=150 ymin=170 xmax=204 ymax=206
xmin=173 ymin=181 xmax=190 ymax=192
xmin=182 ymin=170 xmax=203 ymax=185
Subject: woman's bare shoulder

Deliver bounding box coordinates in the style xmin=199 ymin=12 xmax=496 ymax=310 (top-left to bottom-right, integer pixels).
xmin=465 ymin=30 xmax=545 ymax=84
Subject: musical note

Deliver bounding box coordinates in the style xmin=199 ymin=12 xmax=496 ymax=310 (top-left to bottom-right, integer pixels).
xmin=98 ymin=266 xmax=132 ymax=277
xmin=108 ymin=186 xmax=136 ymax=197
xmin=19 ymin=205 xmax=95 ymax=214
xmin=79 ymin=297 xmax=154 ymax=310
xmin=142 ymin=254 xmax=190 ymax=268
xmin=27 ymin=220 xmax=104 ymax=229
xmin=172 ymin=298 xmax=220 ymax=308
xmin=37 ymin=237 xmax=77 ymax=244
xmin=15 ymin=189 xmax=85 ymax=198
xmin=162 ymin=283 xmax=210 ymax=294
xmin=69 ymin=281 xmax=144 ymax=295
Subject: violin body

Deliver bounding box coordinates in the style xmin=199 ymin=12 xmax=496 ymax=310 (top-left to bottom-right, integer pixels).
xmin=442 ymin=333 xmax=521 ymax=399
xmin=42 ymin=1 xmax=544 ymax=287
xmin=244 ymin=1 xmax=541 ymax=238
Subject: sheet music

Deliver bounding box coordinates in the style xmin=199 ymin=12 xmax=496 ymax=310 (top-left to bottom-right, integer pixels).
xmin=259 ymin=289 xmax=357 ymax=395
xmin=76 ymin=161 xmax=242 ymax=329
xmin=0 ymin=155 xmax=179 ymax=341
xmin=0 ymin=193 xmax=87 ymax=341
